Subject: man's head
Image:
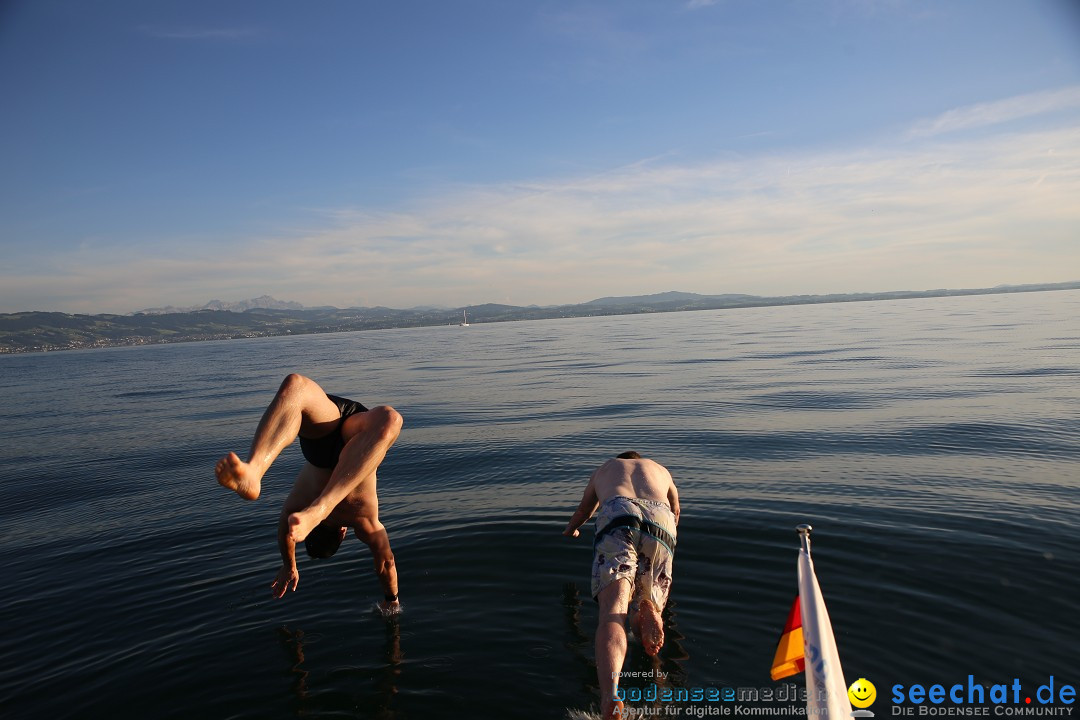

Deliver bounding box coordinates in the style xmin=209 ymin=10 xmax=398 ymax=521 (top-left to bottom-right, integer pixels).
xmin=617 ymin=451 xmax=642 ymax=459
xmin=304 ymin=523 xmax=347 ymax=559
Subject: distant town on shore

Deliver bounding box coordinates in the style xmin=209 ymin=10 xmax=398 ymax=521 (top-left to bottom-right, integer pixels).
xmin=2 ymin=281 xmax=1077 ymax=355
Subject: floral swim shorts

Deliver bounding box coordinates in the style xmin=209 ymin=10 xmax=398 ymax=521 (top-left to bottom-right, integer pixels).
xmin=591 ymin=496 xmax=677 ymax=610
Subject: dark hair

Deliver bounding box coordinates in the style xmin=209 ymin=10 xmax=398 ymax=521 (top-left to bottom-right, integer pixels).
xmin=304 ymin=524 xmax=345 ymax=559
xmin=616 ymin=451 xmax=642 ymax=459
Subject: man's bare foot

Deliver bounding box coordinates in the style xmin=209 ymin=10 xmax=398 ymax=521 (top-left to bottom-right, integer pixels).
xmin=634 ymin=600 xmax=664 ymax=656
xmin=602 ymin=698 xmax=626 ymax=719
xmin=215 ymin=452 xmax=262 ymax=500
xmin=287 ymin=508 xmax=323 ymax=543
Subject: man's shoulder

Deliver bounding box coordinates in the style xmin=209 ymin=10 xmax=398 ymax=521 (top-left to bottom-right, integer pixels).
xmin=596 ymin=457 xmax=627 ymax=473
xmin=597 ymin=456 xmax=672 ymax=481
xmin=638 ymin=457 xmax=670 ymax=473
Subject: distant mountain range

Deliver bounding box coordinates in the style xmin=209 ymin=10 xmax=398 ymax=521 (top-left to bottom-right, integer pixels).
xmin=3 ymin=281 xmax=1078 ymax=354
xmin=136 ymin=295 xmax=305 ymax=314
xmin=583 ymin=290 xmax=760 ymax=307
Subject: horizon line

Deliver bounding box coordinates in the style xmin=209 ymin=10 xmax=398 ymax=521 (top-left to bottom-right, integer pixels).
xmin=5 ymin=279 xmax=1079 ymax=317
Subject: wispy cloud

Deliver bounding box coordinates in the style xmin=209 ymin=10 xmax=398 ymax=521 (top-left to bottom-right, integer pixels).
xmin=247 ymin=121 xmax=1080 ymax=306
xmin=138 ymin=25 xmax=264 ymax=41
xmin=908 ymin=85 xmax=1080 ymax=138
xmin=686 ymin=0 xmax=721 ymax=9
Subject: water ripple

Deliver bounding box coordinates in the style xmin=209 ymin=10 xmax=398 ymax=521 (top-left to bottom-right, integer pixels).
xmin=2 ymin=290 xmax=1079 ymax=718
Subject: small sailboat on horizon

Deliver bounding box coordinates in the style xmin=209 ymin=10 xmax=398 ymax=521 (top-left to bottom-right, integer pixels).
xmin=459 ymin=309 xmax=470 ymax=327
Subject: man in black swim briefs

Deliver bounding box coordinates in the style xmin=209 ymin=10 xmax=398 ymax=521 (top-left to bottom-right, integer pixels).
xmin=215 ymin=374 xmax=403 ymax=611
xmin=563 ymin=451 xmax=681 ymax=720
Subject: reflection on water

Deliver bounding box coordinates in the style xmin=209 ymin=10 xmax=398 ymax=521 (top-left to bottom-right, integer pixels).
xmin=1 ymin=290 xmax=1078 ymax=719
xmin=278 ymin=627 xmax=310 ymax=701
xmin=562 ymin=582 xmax=596 ymax=701
xmin=277 ymin=613 xmax=405 ymax=718
xmin=374 ymin=616 xmax=405 ymax=719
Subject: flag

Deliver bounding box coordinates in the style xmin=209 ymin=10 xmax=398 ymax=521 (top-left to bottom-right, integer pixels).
xmin=797 ymin=533 xmax=852 ymax=720
xmin=770 ymin=596 xmax=805 ymax=681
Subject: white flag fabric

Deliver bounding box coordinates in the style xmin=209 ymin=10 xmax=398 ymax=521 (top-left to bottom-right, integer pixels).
xmin=798 ymin=543 xmax=853 ymax=720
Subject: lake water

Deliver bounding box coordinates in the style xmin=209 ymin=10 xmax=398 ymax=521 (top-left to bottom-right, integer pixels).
xmin=2 ymin=290 xmax=1078 ymax=719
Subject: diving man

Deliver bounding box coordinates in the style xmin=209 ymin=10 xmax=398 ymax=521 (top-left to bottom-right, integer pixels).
xmin=564 ymin=451 xmax=680 ymax=719
xmin=216 ymin=374 xmax=403 ymax=610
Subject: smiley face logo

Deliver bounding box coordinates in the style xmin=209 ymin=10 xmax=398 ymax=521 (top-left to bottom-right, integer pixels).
xmin=848 ymin=678 xmax=877 ymax=708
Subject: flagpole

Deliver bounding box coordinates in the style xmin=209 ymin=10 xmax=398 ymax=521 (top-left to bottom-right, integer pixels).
xmin=796 ymin=524 xmax=812 ymax=555
xmin=794 ymin=522 xmax=851 ymax=720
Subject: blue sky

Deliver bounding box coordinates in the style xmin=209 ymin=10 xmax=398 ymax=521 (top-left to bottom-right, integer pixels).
xmin=1 ymin=0 xmax=1078 ymax=313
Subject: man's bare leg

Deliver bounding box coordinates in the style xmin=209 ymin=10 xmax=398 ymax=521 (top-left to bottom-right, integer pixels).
xmin=216 ymin=374 xmax=343 ymax=500
xmin=630 ymin=598 xmax=665 ymax=656
xmin=596 ymin=580 xmax=631 ymax=720
xmin=287 ymin=405 xmax=403 ymax=542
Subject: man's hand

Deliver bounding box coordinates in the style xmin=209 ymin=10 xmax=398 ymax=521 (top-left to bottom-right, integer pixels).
xmin=564 ymin=479 xmax=598 ymax=539
xmin=378 ymin=598 xmax=402 ymax=615
xmin=271 ymin=565 xmax=300 ymax=598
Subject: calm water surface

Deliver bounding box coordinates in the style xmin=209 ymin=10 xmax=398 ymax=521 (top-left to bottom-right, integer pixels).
xmin=1 ymin=291 xmax=1078 ymax=719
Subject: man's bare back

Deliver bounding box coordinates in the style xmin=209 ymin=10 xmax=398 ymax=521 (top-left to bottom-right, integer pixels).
xmin=564 ymin=455 xmax=680 ymax=539
xmin=589 ymin=457 xmax=679 ymax=512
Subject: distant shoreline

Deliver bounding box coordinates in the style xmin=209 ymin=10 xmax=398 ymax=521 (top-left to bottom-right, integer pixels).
xmin=2 ymin=281 xmax=1077 ymax=355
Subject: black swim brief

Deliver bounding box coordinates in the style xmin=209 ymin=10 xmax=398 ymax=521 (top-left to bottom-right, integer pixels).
xmin=298 ymin=394 xmax=368 ymax=469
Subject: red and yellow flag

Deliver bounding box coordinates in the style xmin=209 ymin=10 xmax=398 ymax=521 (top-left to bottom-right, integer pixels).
xmin=770 ymin=596 xmax=805 ymax=681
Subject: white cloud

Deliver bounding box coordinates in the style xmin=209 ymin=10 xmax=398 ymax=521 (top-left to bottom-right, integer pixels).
xmin=4 ymin=112 xmax=1079 ymax=313
xmin=908 ymin=86 xmax=1080 ymax=138
xmin=236 ymin=123 xmax=1080 ymax=306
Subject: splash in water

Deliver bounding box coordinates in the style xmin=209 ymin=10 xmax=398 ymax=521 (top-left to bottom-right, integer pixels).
xmin=373 ymin=601 xmax=403 ymax=618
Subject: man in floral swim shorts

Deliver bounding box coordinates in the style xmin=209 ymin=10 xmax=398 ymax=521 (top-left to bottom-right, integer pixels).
xmin=563 ymin=451 xmax=681 ymax=720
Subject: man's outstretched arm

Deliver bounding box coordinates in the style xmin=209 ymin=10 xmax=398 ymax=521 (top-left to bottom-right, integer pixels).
xmin=272 ymin=472 xmax=319 ymax=598
xmin=563 ymin=478 xmax=599 ymax=538
xmin=667 ymin=481 xmax=681 ymax=526
xmin=356 ymin=520 xmax=400 ymax=612
xmin=272 ymin=509 xmax=300 ymax=598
